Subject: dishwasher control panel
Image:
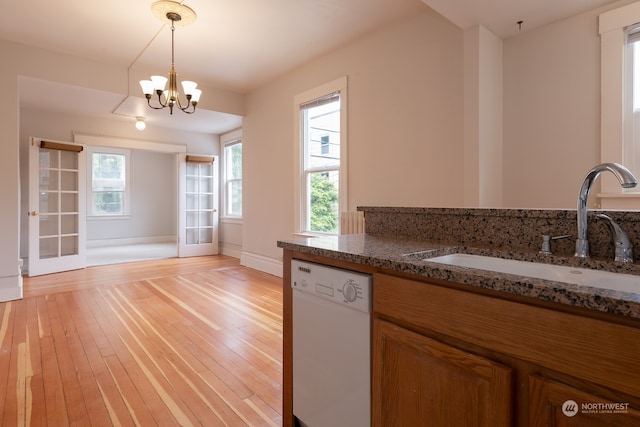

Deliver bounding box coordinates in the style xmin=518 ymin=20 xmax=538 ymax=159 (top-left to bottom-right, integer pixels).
xmin=291 ymin=259 xmax=371 ymax=313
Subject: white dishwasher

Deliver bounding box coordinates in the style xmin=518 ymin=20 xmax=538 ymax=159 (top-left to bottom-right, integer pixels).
xmin=291 ymin=259 xmax=372 ymax=427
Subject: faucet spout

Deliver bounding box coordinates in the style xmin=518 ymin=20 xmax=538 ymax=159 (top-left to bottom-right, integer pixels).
xmin=575 ymin=163 xmax=637 ymax=258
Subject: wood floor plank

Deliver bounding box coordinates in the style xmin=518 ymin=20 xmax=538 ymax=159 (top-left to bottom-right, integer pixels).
xmin=6 ymin=255 xmax=283 ymax=426
xmin=46 ymin=294 xmax=93 ymax=425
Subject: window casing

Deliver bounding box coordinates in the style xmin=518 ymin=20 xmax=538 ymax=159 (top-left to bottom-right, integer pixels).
xmin=221 ymin=134 xmax=242 ymax=218
xmin=294 ymin=77 xmax=348 ymax=235
xmin=88 ymin=147 xmax=130 ymax=217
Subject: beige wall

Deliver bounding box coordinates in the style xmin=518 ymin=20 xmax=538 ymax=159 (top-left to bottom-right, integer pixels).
xmin=502 ymin=7 xmax=603 ymax=208
xmin=242 ymin=9 xmax=465 ymax=265
xmin=464 ymin=25 xmax=503 ymax=208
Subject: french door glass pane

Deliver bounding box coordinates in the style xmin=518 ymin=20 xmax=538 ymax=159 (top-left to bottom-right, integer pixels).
xmin=186 ymin=163 xmax=199 ymax=175
xmin=186 ymin=212 xmax=197 ymax=227
xmin=199 ymin=228 xmax=212 ymax=244
xmin=38 ymin=147 xmax=81 ymax=260
xmin=61 ymin=193 xmax=78 ymax=212
xmin=199 ymin=212 xmax=213 ymax=227
xmin=60 ymin=150 xmax=78 ymax=169
xmin=200 ymin=177 xmax=213 ymax=193
xmin=39 ymin=237 xmax=58 ymax=259
xmin=40 ymin=170 xmax=58 ymax=191
xmin=200 ymin=163 xmax=213 ymax=176
xmin=40 ymin=150 xmax=57 ymax=168
xmin=61 ymin=171 xmax=78 ymax=191
xmin=186 ymin=194 xmax=197 ymax=210
xmin=199 ymin=195 xmax=213 ymax=210
xmin=186 ymin=229 xmax=198 ymax=245
xmin=186 ymin=176 xmax=198 ymax=192
xmin=185 ymin=161 xmax=215 ymax=246
xmin=61 ymin=236 xmax=78 ymax=256
xmin=40 ymin=193 xmax=58 ymax=214
xmin=39 ymin=214 xmax=58 ymax=237
xmin=61 ymin=214 xmax=78 ymax=235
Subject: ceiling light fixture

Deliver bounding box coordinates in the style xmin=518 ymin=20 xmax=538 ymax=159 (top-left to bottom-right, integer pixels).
xmin=140 ymin=1 xmax=201 ymax=115
xmin=135 ymin=117 xmax=146 ymax=130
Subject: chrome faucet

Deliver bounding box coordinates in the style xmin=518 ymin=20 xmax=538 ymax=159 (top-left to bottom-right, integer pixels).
xmin=596 ymin=213 xmax=634 ymax=262
xmin=575 ymin=163 xmax=637 ymax=258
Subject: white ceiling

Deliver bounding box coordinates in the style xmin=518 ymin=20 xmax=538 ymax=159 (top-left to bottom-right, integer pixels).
xmin=5 ymin=0 xmax=620 ymax=134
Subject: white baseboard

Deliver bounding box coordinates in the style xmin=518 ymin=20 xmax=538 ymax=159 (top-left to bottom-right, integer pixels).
xmin=240 ymin=251 xmax=283 ymax=277
xmin=220 ymin=242 xmax=242 ymax=259
xmin=0 ymin=274 xmax=22 ymax=302
xmin=87 ymin=235 xmax=176 ymax=248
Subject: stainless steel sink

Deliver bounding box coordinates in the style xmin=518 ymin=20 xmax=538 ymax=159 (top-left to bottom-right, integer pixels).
xmin=426 ymin=254 xmax=640 ymax=294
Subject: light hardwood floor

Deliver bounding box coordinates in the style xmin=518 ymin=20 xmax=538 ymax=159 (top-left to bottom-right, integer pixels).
xmin=3 ymin=255 xmax=283 ymax=426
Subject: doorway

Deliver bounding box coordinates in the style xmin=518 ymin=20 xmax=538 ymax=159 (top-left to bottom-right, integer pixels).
xmin=26 ymin=134 xmax=219 ymax=276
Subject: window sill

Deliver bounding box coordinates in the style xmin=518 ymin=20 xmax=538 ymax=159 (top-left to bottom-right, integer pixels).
xmin=220 ymin=217 xmax=243 ymax=225
xmin=292 ymin=232 xmax=338 ymax=238
xmin=597 ymin=192 xmax=640 ymax=209
xmin=87 ymin=215 xmax=132 ymax=221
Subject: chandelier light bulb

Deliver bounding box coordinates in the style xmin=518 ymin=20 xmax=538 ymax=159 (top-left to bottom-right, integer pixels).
xmin=135 ymin=117 xmax=146 ymax=130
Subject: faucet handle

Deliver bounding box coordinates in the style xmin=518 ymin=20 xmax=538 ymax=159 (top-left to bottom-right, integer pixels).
xmin=540 ymin=234 xmax=571 ymax=255
xmin=596 ymin=214 xmax=634 ymax=263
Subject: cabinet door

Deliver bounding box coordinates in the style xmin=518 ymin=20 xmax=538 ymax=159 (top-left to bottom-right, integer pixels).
xmin=529 ymin=375 xmax=640 ymax=426
xmin=372 ymin=319 xmax=513 ymax=427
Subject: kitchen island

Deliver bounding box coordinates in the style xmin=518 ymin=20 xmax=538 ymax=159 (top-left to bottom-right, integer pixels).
xmin=278 ymin=207 xmax=640 ymax=426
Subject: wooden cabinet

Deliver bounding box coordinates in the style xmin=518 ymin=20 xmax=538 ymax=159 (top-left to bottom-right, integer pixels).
xmin=529 ymin=376 xmax=640 ymax=427
xmin=373 ymin=318 xmax=512 ymax=426
xmin=373 ymin=273 xmax=640 ymax=426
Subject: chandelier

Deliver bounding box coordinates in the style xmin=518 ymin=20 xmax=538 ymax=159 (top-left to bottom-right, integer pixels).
xmin=139 ymin=1 xmax=201 ymax=114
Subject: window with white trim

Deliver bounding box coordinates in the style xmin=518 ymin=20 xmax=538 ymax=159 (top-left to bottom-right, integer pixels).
xmin=221 ymin=134 xmax=242 ymax=218
xmin=627 ymin=24 xmax=640 ymax=175
xmin=87 ymin=147 xmax=131 ymax=216
xmin=294 ymin=77 xmax=348 ymax=235
xmin=600 ymin=3 xmax=640 ymax=204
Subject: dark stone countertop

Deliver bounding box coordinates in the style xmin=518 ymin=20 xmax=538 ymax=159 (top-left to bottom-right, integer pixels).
xmin=277 ymin=233 xmax=640 ymax=319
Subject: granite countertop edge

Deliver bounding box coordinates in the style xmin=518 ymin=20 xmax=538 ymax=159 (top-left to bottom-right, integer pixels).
xmin=277 ymin=234 xmax=640 ymax=320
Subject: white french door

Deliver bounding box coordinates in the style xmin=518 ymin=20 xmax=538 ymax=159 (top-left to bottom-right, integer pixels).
xmin=28 ymin=138 xmax=86 ymax=276
xmin=178 ymin=155 xmax=219 ymax=257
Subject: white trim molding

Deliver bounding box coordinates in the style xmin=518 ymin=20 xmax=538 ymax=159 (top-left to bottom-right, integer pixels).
xmin=240 ymin=251 xmax=283 ymax=277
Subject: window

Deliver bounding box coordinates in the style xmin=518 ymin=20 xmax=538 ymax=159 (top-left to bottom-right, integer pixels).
xmin=600 ymin=3 xmax=640 ymax=205
xmin=627 ymin=25 xmax=640 ymax=175
xmin=88 ymin=147 xmax=130 ymax=216
xmin=222 ymin=133 xmax=242 ymax=218
xmin=294 ymin=77 xmax=348 ymax=235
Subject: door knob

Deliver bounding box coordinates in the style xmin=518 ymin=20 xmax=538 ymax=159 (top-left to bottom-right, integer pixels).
xmin=30 ymin=211 xmax=38 ymax=216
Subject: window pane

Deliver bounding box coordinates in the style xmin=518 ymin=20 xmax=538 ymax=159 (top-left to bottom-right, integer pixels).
xmin=224 ymin=141 xmax=242 ymax=217
xmin=629 ymin=39 xmax=640 ymax=174
xmin=225 ymin=143 xmax=242 ymax=180
xmin=93 ymin=153 xmax=125 ymax=190
xmin=227 ymin=180 xmax=242 ymax=216
xmin=308 ymin=171 xmax=339 ymax=233
xmin=305 ymin=99 xmax=340 ymax=169
xmin=94 ymin=191 xmax=123 ymax=214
